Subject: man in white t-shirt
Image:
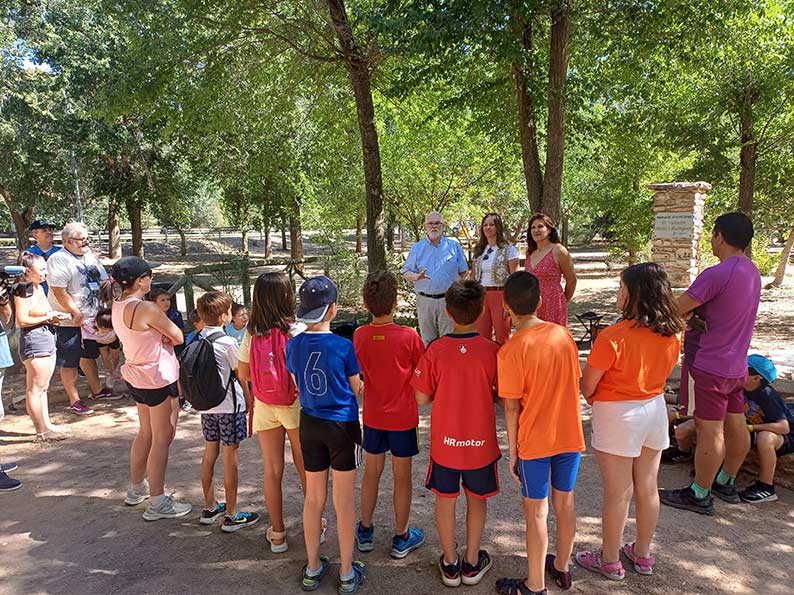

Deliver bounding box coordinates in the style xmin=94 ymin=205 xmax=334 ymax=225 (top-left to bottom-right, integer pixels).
xmin=47 ymin=222 xmax=112 ymax=415
xmin=195 ymin=291 xmax=259 ymax=533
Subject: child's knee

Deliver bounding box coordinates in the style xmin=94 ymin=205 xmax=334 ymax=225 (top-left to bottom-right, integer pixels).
xmin=756 ymin=431 xmax=779 ymax=451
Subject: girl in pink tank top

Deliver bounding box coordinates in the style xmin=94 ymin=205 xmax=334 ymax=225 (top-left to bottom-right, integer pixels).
xmin=110 ymin=256 xmax=190 ymax=521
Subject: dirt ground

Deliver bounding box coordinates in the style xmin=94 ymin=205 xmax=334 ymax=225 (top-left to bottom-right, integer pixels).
xmin=1 ymin=234 xmax=793 ymax=595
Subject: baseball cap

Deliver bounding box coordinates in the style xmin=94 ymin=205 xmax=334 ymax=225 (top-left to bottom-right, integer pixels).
xmin=29 ymin=219 xmax=56 ymax=231
xmin=748 ymin=354 xmax=777 ymax=384
xmin=296 ymin=276 xmax=338 ymax=323
xmin=111 ymin=256 xmax=159 ymax=288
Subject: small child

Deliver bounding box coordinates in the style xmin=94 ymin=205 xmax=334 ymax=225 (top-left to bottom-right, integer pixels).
xmin=195 ymin=291 xmax=259 ymax=533
xmin=412 ymin=279 xmax=500 ymax=588
xmin=93 ymin=308 xmax=121 ymax=394
xmin=286 ymin=276 xmax=366 ymax=593
xmin=353 ymin=271 xmax=425 ymax=558
xmin=496 ymin=271 xmax=585 ymax=595
xmin=148 ymin=288 xmax=185 ymax=330
xmin=738 ymin=354 xmax=794 ymax=502
xmin=184 ymin=309 xmax=203 ymax=346
xmin=224 ymin=303 xmax=249 ymax=345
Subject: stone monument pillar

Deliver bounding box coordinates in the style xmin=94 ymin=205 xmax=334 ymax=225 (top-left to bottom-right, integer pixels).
xmin=648 ymin=182 xmax=711 ymax=288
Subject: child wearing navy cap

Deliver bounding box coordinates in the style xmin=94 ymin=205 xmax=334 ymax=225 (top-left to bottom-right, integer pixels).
xmin=286 ymin=276 xmax=367 ymax=593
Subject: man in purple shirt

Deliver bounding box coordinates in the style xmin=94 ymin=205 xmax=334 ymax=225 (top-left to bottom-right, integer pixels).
xmin=660 ymin=212 xmax=761 ymax=516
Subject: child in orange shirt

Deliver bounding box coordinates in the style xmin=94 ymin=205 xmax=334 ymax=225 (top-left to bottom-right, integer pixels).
xmin=496 ymin=271 xmax=585 ymax=595
xmin=576 ymin=263 xmax=683 ymax=581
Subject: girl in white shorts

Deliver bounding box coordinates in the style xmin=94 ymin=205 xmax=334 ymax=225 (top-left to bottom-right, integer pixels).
xmin=576 ymin=263 xmax=684 ymax=581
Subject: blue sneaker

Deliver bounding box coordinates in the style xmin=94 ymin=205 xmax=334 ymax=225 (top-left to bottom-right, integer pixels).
xmin=338 ymin=561 xmax=366 ymax=594
xmin=355 ymin=521 xmax=374 ymax=552
xmin=391 ymin=527 xmax=425 ymax=559
xmin=221 ymin=511 xmax=260 ymax=533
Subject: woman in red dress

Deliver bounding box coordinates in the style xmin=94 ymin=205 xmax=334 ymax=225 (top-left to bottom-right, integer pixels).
xmin=524 ymin=214 xmax=577 ymax=326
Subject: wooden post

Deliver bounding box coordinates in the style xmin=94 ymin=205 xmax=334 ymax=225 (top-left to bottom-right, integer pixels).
xmin=183 ymin=275 xmax=195 ymax=314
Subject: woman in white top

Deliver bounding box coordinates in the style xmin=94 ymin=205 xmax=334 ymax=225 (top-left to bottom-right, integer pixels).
xmin=470 ymin=213 xmax=520 ymax=344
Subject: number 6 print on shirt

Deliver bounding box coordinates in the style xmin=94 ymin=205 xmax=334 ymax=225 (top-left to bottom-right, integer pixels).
xmin=304 ymin=352 xmax=328 ymax=396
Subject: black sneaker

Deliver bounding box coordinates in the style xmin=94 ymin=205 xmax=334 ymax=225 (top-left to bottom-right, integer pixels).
xmin=545 ymin=553 xmax=572 ymax=590
xmin=661 ymin=445 xmax=693 ymax=464
xmin=659 ymin=486 xmax=715 ymax=516
xmin=711 ymin=480 xmax=740 ymax=504
xmin=1 ymin=462 xmax=18 ymax=473
xmin=0 ymin=471 xmax=22 ymax=492
xmin=438 ymin=554 xmax=461 ymax=587
xmin=461 ymin=549 xmax=492 ymax=586
xmin=739 ymin=481 xmax=778 ymax=503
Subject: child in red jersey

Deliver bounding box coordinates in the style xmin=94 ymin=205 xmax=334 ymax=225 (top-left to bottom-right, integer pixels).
xmin=353 ymin=271 xmax=426 ymax=558
xmin=412 ymin=279 xmax=500 ymax=588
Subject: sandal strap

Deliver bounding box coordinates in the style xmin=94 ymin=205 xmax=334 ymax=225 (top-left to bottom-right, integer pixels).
xmin=625 ymin=543 xmax=655 ymax=566
xmin=267 ymin=527 xmax=286 ymax=540
xmin=496 ymin=577 xmax=534 ymax=595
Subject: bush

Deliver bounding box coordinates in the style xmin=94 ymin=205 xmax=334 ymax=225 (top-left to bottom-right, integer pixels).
xmin=752 ymin=235 xmax=778 ymax=276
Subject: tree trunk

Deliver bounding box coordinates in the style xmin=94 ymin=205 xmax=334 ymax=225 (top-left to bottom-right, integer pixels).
xmin=769 ymin=229 xmax=794 ymax=288
xmin=280 ymin=216 xmax=287 ymax=250
xmin=241 ymin=228 xmax=249 ymax=255
xmin=355 ymin=211 xmax=364 ymax=254
xmin=541 ymin=2 xmax=571 ymax=224
xmin=263 ymin=221 xmax=273 ymax=260
xmin=511 ymin=17 xmax=543 ymax=215
xmin=0 ymin=186 xmax=33 ymax=254
xmin=738 ymin=84 xmax=757 ymax=218
xmin=127 ymin=201 xmax=145 ymax=258
xmin=325 ymin=0 xmax=386 ymax=272
xmin=289 ymin=198 xmax=304 ymax=265
xmin=108 ymin=199 xmax=121 ymax=259
xmin=385 ymin=210 xmax=395 ymax=252
xmin=561 ymin=213 xmax=569 ymax=246
xmin=175 ymin=226 xmax=187 ymax=257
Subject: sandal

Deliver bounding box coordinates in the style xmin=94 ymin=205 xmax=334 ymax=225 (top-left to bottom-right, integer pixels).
xmin=545 ymin=554 xmax=572 ymax=590
xmin=35 ymin=431 xmax=69 ymax=443
xmin=575 ymin=550 xmax=625 ymax=581
xmin=320 ymin=517 xmax=328 ymax=545
xmin=622 ymin=543 xmax=656 ymax=575
xmin=495 ymin=577 xmax=546 ymax=595
xmin=267 ymin=526 xmax=288 ymax=553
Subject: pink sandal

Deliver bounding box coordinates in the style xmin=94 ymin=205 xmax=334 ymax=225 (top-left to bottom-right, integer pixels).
xmin=622 ymin=543 xmax=656 ymax=575
xmin=575 ymin=550 xmax=625 ymax=581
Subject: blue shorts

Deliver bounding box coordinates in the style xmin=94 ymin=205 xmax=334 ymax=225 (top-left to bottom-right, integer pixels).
xmin=363 ymin=425 xmax=419 ymax=458
xmin=55 ymin=326 xmax=99 ymax=368
xmin=517 ymin=452 xmax=581 ymax=499
xmin=425 ymin=458 xmax=500 ymax=500
xmin=201 ymin=412 xmax=248 ymax=446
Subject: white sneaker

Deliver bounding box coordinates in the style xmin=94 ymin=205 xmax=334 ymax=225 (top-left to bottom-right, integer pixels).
xmin=142 ymin=495 xmax=192 ymax=521
xmin=124 ymin=480 xmax=150 ymax=506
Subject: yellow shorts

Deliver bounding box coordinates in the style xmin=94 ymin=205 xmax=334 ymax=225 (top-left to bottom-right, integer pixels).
xmin=252 ymin=399 xmax=301 ymax=432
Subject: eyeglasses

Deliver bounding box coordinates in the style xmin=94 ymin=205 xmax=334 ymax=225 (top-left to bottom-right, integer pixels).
xmin=482 ymin=246 xmax=495 ymax=261
xmin=68 ymin=236 xmax=89 ymax=244
xmin=425 ymin=221 xmax=444 ymax=227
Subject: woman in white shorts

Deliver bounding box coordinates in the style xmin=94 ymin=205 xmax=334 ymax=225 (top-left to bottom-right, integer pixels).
xmin=576 ymin=263 xmax=684 ymax=581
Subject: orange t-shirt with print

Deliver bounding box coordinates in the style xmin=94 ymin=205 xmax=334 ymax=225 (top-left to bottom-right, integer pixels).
xmin=497 ymin=323 xmax=585 ymax=460
xmin=587 ymin=319 xmax=680 ymax=403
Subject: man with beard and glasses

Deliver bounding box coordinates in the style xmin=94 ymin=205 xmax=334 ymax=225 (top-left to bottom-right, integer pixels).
xmin=403 ymin=212 xmax=469 ymax=345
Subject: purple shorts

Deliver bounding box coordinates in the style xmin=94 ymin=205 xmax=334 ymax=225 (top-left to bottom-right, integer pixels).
xmin=680 ymin=361 xmax=745 ymax=421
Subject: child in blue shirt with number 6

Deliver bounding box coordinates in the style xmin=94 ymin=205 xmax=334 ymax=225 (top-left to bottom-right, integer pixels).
xmin=286 ymin=276 xmax=367 ymax=594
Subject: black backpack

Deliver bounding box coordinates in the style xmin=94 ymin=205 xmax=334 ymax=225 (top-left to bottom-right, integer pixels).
xmin=178 ymin=331 xmax=237 ymax=411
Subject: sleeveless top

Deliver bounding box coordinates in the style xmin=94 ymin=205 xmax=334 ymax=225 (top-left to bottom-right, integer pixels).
xmin=112 ymin=296 xmax=179 ymax=389
xmin=525 ymin=248 xmax=568 ymax=327
xmin=471 ymin=243 xmax=513 ymax=287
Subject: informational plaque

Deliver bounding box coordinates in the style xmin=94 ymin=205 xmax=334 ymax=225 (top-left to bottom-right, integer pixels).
xmin=654 ymin=212 xmax=694 ymax=239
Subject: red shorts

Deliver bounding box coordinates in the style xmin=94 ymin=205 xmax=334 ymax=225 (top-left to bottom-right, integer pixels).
xmin=680 ymin=361 xmax=745 ymax=421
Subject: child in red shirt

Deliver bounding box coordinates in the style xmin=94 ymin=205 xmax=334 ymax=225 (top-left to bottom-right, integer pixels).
xmin=353 ymin=271 xmax=426 ymax=559
xmin=412 ymin=279 xmax=500 ymax=588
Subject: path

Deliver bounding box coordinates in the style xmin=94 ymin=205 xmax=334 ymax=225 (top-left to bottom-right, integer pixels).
xmin=1 ymin=395 xmax=792 ymax=595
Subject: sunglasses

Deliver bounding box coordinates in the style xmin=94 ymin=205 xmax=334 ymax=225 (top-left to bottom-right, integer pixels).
xmin=482 ymin=246 xmax=495 ymax=261
xmin=138 ymin=271 xmax=152 ymax=280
